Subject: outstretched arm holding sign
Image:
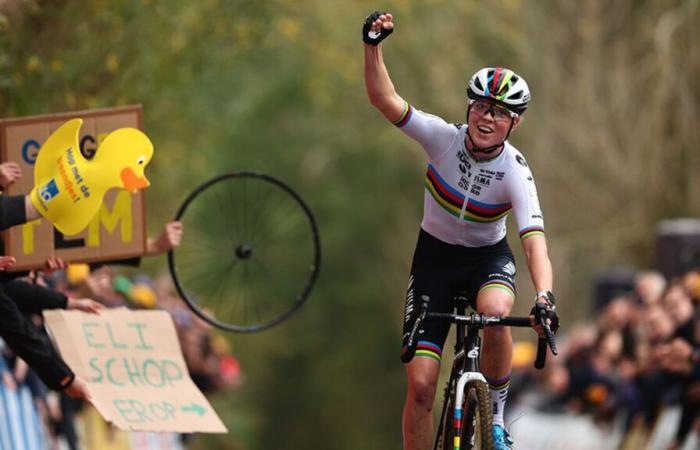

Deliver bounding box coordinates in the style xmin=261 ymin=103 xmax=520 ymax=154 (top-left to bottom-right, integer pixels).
xmin=0 ymin=194 xmax=95 ymax=401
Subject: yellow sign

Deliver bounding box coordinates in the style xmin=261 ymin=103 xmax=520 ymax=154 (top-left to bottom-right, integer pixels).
xmin=0 ymin=106 xmax=148 ymax=270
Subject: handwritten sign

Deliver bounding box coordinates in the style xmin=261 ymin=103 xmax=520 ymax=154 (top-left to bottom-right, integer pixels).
xmin=43 ymin=308 xmax=227 ymax=433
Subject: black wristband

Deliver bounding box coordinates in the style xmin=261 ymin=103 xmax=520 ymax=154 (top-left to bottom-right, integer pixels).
xmin=362 ymin=11 xmax=393 ymax=46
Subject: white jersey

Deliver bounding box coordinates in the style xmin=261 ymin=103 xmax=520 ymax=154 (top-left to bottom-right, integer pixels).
xmin=394 ymin=103 xmax=545 ymax=247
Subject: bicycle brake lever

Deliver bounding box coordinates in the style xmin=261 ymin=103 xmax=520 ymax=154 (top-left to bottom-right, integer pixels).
xmin=544 ymin=322 xmax=558 ymax=356
xmin=534 ymin=307 xmax=558 ymax=369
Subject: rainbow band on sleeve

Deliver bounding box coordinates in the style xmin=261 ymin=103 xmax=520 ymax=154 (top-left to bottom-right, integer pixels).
xmin=478 ymin=280 xmax=516 ymax=299
xmin=519 ymin=226 xmax=545 ymax=240
xmin=393 ymin=101 xmax=413 ymax=128
xmin=414 ymin=341 xmax=442 ymax=362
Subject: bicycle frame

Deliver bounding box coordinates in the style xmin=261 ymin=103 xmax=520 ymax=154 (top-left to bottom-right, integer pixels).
xmin=441 ymin=295 xmax=488 ymax=450
xmin=412 ymin=292 xmax=554 ymax=450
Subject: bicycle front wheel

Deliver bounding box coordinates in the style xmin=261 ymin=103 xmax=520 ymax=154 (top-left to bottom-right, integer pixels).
xmin=443 ymin=380 xmax=493 ymax=450
xmin=168 ymin=172 xmax=321 ymax=332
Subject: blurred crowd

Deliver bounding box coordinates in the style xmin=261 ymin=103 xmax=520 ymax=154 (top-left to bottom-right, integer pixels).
xmin=0 ymin=263 xmax=242 ymax=450
xmin=510 ymin=267 xmax=700 ymax=450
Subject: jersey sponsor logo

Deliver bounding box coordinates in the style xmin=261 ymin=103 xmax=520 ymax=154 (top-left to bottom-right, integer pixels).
xmin=470 ymin=184 xmax=481 ymax=196
xmin=459 ymin=176 xmax=470 ymax=191
xmin=503 ymin=261 xmax=516 ymax=276
xmin=496 ymin=171 xmax=505 ymax=181
xmin=474 ymin=175 xmax=490 ymax=186
xmin=516 ymin=154 xmax=528 ymax=167
xmin=404 ymin=275 xmax=415 ymax=324
xmin=453 ymin=123 xmax=464 ymax=130
xmin=456 ymin=149 xmax=472 ymax=170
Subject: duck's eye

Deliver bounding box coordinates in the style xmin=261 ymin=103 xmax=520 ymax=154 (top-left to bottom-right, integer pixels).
xmin=137 ymin=156 xmax=145 ymax=165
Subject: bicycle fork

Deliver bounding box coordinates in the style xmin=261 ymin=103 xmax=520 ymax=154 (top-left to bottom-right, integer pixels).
xmin=452 ymin=327 xmax=486 ymax=450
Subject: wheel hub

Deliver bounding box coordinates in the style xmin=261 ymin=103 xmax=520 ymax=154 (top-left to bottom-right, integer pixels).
xmin=235 ymin=244 xmax=253 ymax=259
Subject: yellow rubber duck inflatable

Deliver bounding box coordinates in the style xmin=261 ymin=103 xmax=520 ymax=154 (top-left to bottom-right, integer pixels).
xmin=30 ymin=118 xmax=153 ymax=235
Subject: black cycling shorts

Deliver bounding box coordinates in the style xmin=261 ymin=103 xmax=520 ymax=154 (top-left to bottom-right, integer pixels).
xmin=401 ymin=228 xmax=516 ymax=363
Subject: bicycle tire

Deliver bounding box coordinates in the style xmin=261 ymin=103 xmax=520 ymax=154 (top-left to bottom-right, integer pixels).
xmin=167 ymin=172 xmax=321 ymax=332
xmin=442 ymin=380 xmax=493 ymax=450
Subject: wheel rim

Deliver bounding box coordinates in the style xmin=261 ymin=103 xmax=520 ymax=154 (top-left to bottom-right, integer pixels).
xmin=168 ymin=172 xmax=321 ymax=332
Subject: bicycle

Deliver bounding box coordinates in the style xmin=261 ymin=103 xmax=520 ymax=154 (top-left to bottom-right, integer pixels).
xmin=167 ymin=172 xmax=321 ymax=332
xmin=403 ymin=292 xmax=558 ymax=450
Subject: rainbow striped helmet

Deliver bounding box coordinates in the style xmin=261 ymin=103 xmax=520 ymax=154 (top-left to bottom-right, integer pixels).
xmin=467 ymin=67 xmax=531 ymax=115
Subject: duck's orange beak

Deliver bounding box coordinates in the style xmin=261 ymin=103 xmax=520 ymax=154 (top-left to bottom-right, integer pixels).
xmin=120 ymin=167 xmax=150 ymax=193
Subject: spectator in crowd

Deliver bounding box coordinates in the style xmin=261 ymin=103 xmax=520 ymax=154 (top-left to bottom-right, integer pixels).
xmin=634 ymin=270 xmax=667 ymax=306
xmin=509 ymin=265 xmax=700 ymax=449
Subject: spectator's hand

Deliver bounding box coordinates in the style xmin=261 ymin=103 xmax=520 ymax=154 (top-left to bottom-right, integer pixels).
xmin=44 ymin=256 xmax=68 ymax=273
xmin=363 ymin=11 xmax=394 ymax=46
xmin=147 ymin=220 xmax=183 ymax=255
xmin=2 ymin=372 xmax=16 ymax=391
xmin=0 ymin=162 xmax=22 ymax=189
xmin=0 ymin=256 xmax=16 ymax=272
xmin=67 ymin=298 xmax=104 ymax=314
xmin=64 ymin=377 xmax=91 ymax=402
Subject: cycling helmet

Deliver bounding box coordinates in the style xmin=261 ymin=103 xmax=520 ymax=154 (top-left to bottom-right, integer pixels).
xmin=467 ymin=67 xmax=530 ymax=115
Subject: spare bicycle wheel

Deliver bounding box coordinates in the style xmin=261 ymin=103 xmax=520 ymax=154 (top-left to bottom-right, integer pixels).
xmin=168 ymin=172 xmax=321 ymax=332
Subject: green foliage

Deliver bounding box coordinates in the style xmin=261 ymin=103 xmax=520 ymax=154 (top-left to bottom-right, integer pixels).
xmin=1 ymin=0 xmax=699 ymax=448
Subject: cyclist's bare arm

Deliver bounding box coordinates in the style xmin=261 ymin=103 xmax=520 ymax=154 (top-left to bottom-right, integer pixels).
xmin=522 ymin=234 xmax=553 ymax=298
xmin=522 ymin=234 xmax=557 ymax=337
xmin=363 ymin=13 xmax=406 ymax=122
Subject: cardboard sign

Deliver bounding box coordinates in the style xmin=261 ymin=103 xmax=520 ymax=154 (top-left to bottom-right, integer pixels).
xmin=0 ymin=106 xmax=147 ymax=270
xmin=43 ymin=308 xmax=227 ymax=433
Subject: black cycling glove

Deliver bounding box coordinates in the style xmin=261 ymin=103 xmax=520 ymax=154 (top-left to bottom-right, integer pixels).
xmin=530 ymin=301 xmax=560 ymax=334
xmin=362 ymin=11 xmax=393 ymax=46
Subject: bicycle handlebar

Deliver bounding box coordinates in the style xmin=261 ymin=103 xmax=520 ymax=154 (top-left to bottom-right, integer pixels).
xmin=405 ymin=295 xmax=558 ymax=369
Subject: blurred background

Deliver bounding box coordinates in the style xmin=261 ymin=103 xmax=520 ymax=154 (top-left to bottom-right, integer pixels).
xmin=1 ymin=0 xmax=699 ymax=449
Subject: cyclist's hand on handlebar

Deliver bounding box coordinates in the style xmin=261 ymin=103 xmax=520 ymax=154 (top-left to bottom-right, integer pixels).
xmin=530 ymin=300 xmax=559 ymax=337
xmin=363 ymin=11 xmax=394 ymax=46
xmin=531 ymin=299 xmax=559 ymax=367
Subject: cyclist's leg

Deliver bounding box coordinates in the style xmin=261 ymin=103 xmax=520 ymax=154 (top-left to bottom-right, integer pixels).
xmin=476 ymin=284 xmax=514 ymax=379
xmin=403 ymin=357 xmax=440 ymax=450
xmin=402 ymin=281 xmax=452 ymax=450
xmin=401 ymin=230 xmax=454 ymax=450
xmin=471 ymin=253 xmax=516 ymax=444
xmin=476 ymin=286 xmax=514 ymax=421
